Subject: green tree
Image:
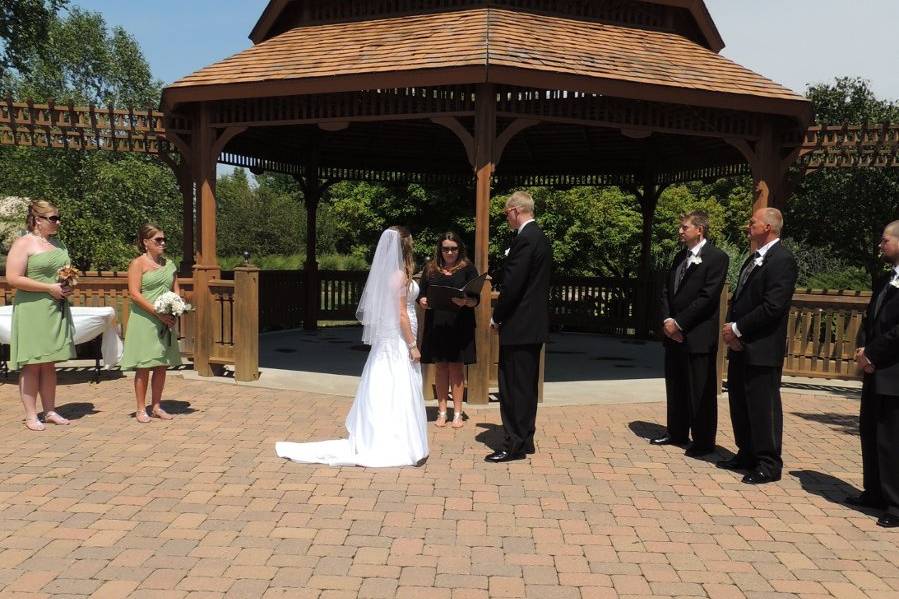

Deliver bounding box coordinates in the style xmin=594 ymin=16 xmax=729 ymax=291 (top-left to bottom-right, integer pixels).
xmin=786 ymin=77 xmax=899 ymax=285
xmin=0 ymin=0 xmax=67 ymax=80
xmin=0 ymin=8 xmax=175 ymax=270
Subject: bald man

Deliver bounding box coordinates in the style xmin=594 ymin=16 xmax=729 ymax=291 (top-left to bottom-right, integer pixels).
xmin=720 ymin=208 xmax=797 ymax=484
xmin=849 ymin=221 xmax=899 ymax=528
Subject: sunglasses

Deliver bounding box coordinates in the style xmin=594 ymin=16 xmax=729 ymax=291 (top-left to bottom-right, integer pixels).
xmin=39 ymin=215 xmax=62 ymax=223
xmin=151 ymin=237 xmax=166 ymax=244
xmin=441 ymin=246 xmax=459 ymax=253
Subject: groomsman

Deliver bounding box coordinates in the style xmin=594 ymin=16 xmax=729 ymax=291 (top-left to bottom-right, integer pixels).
xmin=720 ymin=208 xmax=797 ymax=484
xmin=652 ymin=211 xmax=729 ymax=457
xmin=487 ymin=191 xmax=552 ymax=463
xmin=849 ymin=221 xmax=899 ymax=528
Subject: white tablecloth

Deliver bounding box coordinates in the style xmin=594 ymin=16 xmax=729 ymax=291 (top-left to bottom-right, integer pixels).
xmin=0 ymin=305 xmax=123 ymax=367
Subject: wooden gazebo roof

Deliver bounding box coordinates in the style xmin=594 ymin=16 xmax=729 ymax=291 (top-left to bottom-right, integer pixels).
xmin=159 ymin=1 xmax=812 ymax=188
xmin=165 ymin=8 xmax=803 ymax=116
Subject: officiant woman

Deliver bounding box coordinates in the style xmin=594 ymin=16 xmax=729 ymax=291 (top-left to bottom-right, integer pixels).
xmin=120 ymin=223 xmax=182 ymax=423
xmin=417 ymin=232 xmax=480 ymax=428
xmin=6 ymin=200 xmax=76 ymax=431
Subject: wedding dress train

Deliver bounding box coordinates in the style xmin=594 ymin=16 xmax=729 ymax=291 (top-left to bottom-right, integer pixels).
xmin=276 ymin=280 xmax=428 ymax=467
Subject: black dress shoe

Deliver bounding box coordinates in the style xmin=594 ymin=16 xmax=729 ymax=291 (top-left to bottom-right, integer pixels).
xmin=741 ymin=470 xmax=781 ymax=485
xmin=876 ymin=513 xmax=899 ymax=528
xmin=716 ymin=456 xmax=748 ymax=470
xmin=685 ymin=445 xmax=715 ymax=458
xmin=845 ymin=493 xmax=886 ymax=509
xmin=649 ymin=435 xmax=688 ymax=446
xmin=485 ymin=450 xmax=526 ymax=463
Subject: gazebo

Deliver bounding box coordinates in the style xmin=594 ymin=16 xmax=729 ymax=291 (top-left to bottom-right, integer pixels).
xmin=161 ymin=0 xmax=812 ymax=402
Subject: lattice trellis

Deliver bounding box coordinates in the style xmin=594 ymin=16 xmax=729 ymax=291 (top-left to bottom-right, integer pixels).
xmin=791 ymin=123 xmax=899 ymax=170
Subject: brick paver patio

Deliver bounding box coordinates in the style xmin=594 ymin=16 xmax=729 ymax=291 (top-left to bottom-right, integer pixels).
xmin=0 ymin=373 xmax=896 ymax=598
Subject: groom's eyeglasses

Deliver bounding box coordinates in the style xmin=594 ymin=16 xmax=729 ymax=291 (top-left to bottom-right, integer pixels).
xmin=441 ymin=246 xmax=459 ymax=253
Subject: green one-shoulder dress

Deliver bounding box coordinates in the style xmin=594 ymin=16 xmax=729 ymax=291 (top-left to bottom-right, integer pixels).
xmin=9 ymin=242 xmax=77 ymax=370
xmin=119 ymin=260 xmax=182 ymax=370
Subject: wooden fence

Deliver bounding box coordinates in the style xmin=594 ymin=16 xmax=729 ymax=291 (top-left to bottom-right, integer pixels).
xmin=0 ymin=267 xmax=259 ymax=381
xmin=782 ymin=289 xmax=870 ymax=380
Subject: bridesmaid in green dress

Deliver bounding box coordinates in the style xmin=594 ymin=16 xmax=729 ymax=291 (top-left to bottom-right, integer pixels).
xmin=6 ymin=200 xmax=76 ymax=431
xmin=120 ymin=224 xmax=182 ymax=422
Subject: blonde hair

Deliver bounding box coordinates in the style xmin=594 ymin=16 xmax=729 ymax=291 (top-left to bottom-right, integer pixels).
xmin=389 ymin=225 xmax=414 ymax=281
xmin=25 ymin=200 xmax=58 ymax=232
xmin=507 ymin=191 xmax=535 ymax=215
xmin=137 ymin=223 xmax=163 ymax=253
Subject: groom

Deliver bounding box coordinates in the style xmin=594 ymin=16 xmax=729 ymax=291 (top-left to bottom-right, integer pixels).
xmin=487 ymin=191 xmax=552 ymax=463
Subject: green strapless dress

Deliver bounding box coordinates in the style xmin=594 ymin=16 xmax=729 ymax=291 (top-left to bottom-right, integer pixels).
xmin=9 ymin=243 xmax=77 ymax=370
xmin=120 ymin=260 xmax=182 ymax=370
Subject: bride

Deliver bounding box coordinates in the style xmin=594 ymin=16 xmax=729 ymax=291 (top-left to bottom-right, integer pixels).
xmin=276 ymin=226 xmax=429 ymax=467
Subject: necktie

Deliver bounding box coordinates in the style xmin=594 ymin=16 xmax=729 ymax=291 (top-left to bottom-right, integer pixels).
xmin=735 ymin=252 xmax=760 ymax=297
xmin=873 ymin=273 xmax=898 ymax=317
xmin=674 ymin=255 xmax=689 ymax=293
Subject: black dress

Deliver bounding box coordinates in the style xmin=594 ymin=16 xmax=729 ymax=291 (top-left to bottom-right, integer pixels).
xmin=417 ymin=262 xmax=480 ymax=364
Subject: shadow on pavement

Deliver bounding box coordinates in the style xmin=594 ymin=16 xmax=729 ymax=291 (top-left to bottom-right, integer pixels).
xmin=54 ymin=402 xmax=98 ymax=420
xmin=790 ymin=469 xmax=876 ymax=515
xmin=791 ymin=412 xmax=859 ymax=436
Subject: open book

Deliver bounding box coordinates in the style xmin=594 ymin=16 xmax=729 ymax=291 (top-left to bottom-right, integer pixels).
xmin=426 ymin=272 xmax=489 ymax=312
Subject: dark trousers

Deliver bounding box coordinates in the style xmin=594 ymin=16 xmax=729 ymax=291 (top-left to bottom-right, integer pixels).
xmin=727 ymin=352 xmax=783 ymax=476
xmin=498 ymin=343 xmax=541 ymax=454
xmin=664 ymin=345 xmax=718 ymax=448
xmin=860 ymin=384 xmax=899 ymax=516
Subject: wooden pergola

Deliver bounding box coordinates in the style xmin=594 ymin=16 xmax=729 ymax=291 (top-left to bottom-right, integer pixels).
xmin=4 ymin=2 xmax=897 ymax=398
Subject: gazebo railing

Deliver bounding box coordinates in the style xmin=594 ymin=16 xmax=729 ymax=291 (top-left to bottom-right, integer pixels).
xmin=0 ymin=269 xmax=258 ymax=381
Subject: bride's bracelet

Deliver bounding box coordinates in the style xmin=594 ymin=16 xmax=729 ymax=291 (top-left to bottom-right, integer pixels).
xmin=407 ymin=341 xmax=417 ymax=350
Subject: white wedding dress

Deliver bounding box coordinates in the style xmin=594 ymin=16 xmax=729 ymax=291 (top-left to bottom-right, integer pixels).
xmin=276 ymin=280 xmax=428 ymax=467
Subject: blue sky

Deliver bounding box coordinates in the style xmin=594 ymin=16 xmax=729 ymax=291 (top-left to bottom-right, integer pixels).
xmin=71 ymin=0 xmax=898 ymax=101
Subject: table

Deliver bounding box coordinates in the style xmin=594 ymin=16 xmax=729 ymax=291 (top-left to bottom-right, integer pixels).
xmin=0 ymin=305 xmax=123 ymax=370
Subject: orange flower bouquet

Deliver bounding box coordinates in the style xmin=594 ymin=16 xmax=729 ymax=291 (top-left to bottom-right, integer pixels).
xmin=57 ymin=265 xmax=79 ymax=309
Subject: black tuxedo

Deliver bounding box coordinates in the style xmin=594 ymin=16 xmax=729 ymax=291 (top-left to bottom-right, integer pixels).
xmin=659 ymin=241 xmax=729 ymax=448
xmin=726 ymin=240 xmax=797 ymax=477
xmin=856 ymin=269 xmax=899 ymax=516
xmin=493 ymin=221 xmax=552 ymax=454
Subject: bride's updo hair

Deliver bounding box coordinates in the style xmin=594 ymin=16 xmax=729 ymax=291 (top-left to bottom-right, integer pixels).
xmin=389 ymin=225 xmax=414 ymax=281
xmin=25 ymin=200 xmax=58 ymax=232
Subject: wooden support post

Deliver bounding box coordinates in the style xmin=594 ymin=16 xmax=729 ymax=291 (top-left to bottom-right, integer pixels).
xmin=715 ymin=283 xmax=730 ymax=396
xmin=234 ymin=265 xmax=260 ymax=381
xmin=633 ymin=180 xmax=662 ymax=338
xmin=469 ymin=83 xmax=496 ymax=405
xmin=191 ymin=104 xmax=217 ymax=377
xmin=302 ymin=163 xmax=321 ymax=332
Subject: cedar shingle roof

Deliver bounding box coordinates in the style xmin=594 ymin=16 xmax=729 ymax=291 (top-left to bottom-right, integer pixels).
xmin=166 ymin=8 xmax=806 ymax=111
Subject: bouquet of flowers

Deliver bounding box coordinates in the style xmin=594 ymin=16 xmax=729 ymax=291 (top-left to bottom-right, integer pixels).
xmin=153 ymin=291 xmax=192 ymax=345
xmin=56 ymin=264 xmax=79 ymax=309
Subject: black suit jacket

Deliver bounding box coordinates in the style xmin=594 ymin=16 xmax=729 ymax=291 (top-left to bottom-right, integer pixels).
xmin=857 ymin=272 xmax=899 ymax=396
xmin=493 ymin=221 xmax=552 ymax=346
xmin=727 ymin=240 xmax=798 ymax=367
xmin=660 ymin=241 xmax=729 ymax=354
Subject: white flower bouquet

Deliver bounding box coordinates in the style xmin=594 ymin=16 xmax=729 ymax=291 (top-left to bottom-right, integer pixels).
xmin=153 ymin=292 xmax=192 ymax=345
xmin=154 ymin=291 xmax=192 ymax=316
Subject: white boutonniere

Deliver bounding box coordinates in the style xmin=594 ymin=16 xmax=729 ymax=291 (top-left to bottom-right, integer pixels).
xmin=687 ymin=255 xmax=702 ymax=267
xmin=504 ymin=248 xmax=510 ymax=257
xmin=754 ymin=255 xmax=764 ymax=267
xmin=890 ymin=277 xmax=899 ymax=289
